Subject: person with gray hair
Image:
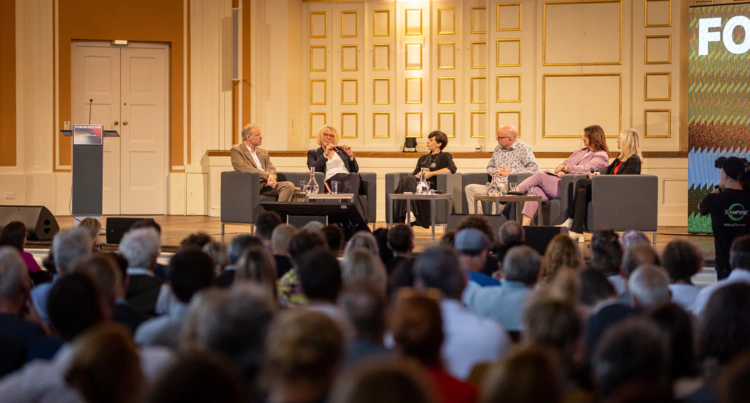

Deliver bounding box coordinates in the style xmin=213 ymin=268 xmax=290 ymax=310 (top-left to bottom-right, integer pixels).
xmin=30 ymin=227 xmax=92 ymax=322
xmin=628 ymin=264 xmax=671 ymax=309
xmin=0 ymin=247 xmax=47 ymax=351
xmin=617 ymin=243 xmax=661 ymax=304
xmin=230 ymin=123 xmax=295 ymax=202
xmin=344 ymin=231 xmax=379 ymax=256
xmin=342 ymin=248 xmax=387 ymax=294
xmin=119 ymin=228 xmax=163 ymax=317
xmin=413 ymin=245 xmax=509 ymax=379
xmin=466 ymin=245 xmax=541 ymax=332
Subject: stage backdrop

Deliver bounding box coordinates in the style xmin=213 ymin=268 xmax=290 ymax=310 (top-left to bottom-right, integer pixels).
xmin=689 ymin=3 xmax=750 ymax=233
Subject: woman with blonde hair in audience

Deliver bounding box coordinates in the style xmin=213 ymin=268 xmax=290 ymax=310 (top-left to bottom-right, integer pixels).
xmin=344 ymin=231 xmax=379 ymax=256
xmin=331 ymin=359 xmax=438 ymax=403
xmin=235 ymin=246 xmax=278 ymax=301
xmin=480 ymin=346 xmax=563 ymax=403
xmin=342 ymin=247 xmax=388 ymax=294
xmin=391 ymin=291 xmax=479 ymax=403
xmin=65 ymin=323 xmax=145 ymax=403
xmin=540 ymin=234 xmax=583 ymax=281
xmin=79 ymin=217 xmax=102 ymax=250
xmin=180 ymin=288 xmax=229 ymax=350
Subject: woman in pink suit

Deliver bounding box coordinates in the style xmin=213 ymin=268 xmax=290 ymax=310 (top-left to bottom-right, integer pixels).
xmin=516 ymin=125 xmax=610 ymax=226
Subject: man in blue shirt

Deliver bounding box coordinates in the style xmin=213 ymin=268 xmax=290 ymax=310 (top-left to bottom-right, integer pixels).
xmin=455 ymin=228 xmax=500 ymax=287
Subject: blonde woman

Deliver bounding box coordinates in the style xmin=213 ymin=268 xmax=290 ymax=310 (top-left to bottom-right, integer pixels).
xmin=307 ymin=125 xmax=366 ymax=222
xmin=564 ymin=128 xmax=642 ymax=241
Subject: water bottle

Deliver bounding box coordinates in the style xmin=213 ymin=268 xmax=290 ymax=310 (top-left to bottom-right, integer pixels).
xmin=307 ymin=167 xmax=319 ymax=195
xmin=416 ymin=168 xmax=429 ymax=194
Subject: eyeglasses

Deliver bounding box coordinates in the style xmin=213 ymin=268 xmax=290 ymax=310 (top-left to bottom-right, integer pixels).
xmin=496 ymin=136 xmax=513 ymax=140
xmin=323 ymin=133 xmax=335 ymax=137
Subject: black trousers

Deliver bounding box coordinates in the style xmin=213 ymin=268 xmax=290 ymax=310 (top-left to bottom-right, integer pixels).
xmin=570 ymin=178 xmax=592 ymax=233
xmin=393 ymin=175 xmax=432 ymax=228
xmin=326 ymin=173 xmax=367 ymax=224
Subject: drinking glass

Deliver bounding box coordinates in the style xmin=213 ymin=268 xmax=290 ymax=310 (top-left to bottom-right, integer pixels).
xmin=331 ymin=181 xmax=340 ymax=194
xmin=299 ymin=180 xmax=306 ymax=192
xmin=509 ymin=182 xmax=518 ymax=192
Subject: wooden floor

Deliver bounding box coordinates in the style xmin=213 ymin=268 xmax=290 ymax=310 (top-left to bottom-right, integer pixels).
xmin=46 ymin=215 xmax=716 ymax=262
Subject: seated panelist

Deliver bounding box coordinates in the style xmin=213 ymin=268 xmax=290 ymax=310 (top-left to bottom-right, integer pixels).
xmin=562 ymin=128 xmax=643 ymax=242
xmin=516 ymin=125 xmax=610 ymax=226
xmin=307 ymin=125 xmax=367 ymax=223
xmin=231 ymin=124 xmax=295 ymax=202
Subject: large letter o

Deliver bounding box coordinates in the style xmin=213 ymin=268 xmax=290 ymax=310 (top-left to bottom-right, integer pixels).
xmin=723 ymin=16 xmax=750 ymax=54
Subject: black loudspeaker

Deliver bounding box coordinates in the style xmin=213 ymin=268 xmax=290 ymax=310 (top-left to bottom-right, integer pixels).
xmin=260 ymin=202 xmax=370 ymax=241
xmin=522 ymin=226 xmax=569 ymax=255
xmin=446 ymin=214 xmax=509 ymax=233
xmin=106 ymin=218 xmax=156 ymax=244
xmin=0 ymin=206 xmax=59 ymax=241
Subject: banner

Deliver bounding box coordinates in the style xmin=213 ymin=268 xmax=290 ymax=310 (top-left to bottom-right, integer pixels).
xmin=73 ymin=124 xmax=103 ymax=146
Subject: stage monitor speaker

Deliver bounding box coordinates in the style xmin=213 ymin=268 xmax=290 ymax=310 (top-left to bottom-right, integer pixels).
xmin=0 ymin=206 xmax=59 ymax=241
xmin=446 ymin=214 xmax=508 ymax=233
xmin=522 ymin=226 xmax=569 ymax=256
xmin=261 ymin=201 xmax=369 ymax=241
xmin=106 ymin=217 xmax=156 ymax=245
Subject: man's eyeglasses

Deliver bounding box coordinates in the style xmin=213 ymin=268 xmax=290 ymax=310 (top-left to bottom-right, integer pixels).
xmin=496 ymin=136 xmax=513 ymax=140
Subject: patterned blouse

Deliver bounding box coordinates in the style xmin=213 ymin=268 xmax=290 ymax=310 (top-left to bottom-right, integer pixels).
xmin=486 ymin=140 xmax=539 ymax=180
xmin=277 ymin=269 xmax=308 ymax=308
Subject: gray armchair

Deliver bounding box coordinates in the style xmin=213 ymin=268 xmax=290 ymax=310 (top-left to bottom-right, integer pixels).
xmin=220 ymin=171 xmax=323 ymax=234
xmin=586 ymin=174 xmax=659 ymax=242
xmin=385 ymin=172 xmax=463 ymax=225
xmin=358 ymin=172 xmax=377 ymax=226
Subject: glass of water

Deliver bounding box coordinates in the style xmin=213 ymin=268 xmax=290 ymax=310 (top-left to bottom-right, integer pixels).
xmin=509 ymin=182 xmax=518 ymax=192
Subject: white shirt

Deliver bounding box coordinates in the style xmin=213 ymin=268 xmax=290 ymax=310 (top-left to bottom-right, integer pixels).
xmin=440 ymin=299 xmax=509 ymax=379
xmin=668 ymin=283 xmax=700 ymax=312
xmin=608 ymin=275 xmax=626 ymax=296
xmin=126 ymin=267 xmax=154 ymax=277
xmin=692 ymin=269 xmax=750 ymax=317
xmin=325 ymin=151 xmax=349 ymax=180
xmin=245 ymin=144 xmax=264 ymax=171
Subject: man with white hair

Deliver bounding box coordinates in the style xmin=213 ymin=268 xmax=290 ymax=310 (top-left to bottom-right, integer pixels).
xmin=30 ymin=227 xmax=92 ymax=322
xmin=628 ymin=264 xmax=671 ymax=309
xmin=0 ymin=247 xmax=46 ymax=350
xmin=230 ymin=123 xmax=295 ymax=202
xmin=119 ymin=227 xmax=163 ymax=317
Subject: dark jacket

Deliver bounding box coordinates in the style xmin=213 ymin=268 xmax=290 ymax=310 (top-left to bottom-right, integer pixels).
xmin=113 ymin=302 xmax=149 ymax=335
xmin=125 ymin=275 xmax=163 ymax=317
xmin=600 ymin=155 xmax=641 ymax=175
xmin=307 ymin=147 xmax=359 ymax=175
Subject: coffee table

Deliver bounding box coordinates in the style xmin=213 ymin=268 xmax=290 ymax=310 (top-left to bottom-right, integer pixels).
xmin=388 ymin=193 xmax=453 ymax=240
xmin=474 ymin=195 xmax=544 ymax=224
xmin=305 ymin=193 xmax=355 ymax=203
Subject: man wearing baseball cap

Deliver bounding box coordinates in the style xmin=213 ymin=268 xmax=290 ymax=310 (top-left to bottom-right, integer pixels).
xmin=699 ymin=156 xmax=750 ymax=280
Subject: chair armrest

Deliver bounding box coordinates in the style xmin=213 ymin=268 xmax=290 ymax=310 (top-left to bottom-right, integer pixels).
xmin=590 ymin=175 xmax=659 ymax=231
xmin=508 ymin=172 xmax=533 ymax=184
xmin=436 ymin=172 xmax=463 ymax=214
xmin=559 ymin=174 xmax=589 ymax=218
xmin=221 ymin=171 xmax=261 ymax=223
xmin=385 ymin=173 xmax=410 ymax=223
xmin=359 ymin=172 xmax=377 ymax=223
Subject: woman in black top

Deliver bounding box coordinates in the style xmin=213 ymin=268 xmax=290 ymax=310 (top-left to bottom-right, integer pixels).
xmin=393 ymin=131 xmax=457 ymax=228
xmin=564 ymin=128 xmax=642 ymax=241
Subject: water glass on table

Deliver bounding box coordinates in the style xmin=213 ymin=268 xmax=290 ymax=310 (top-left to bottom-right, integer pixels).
xmin=331 ymin=181 xmax=340 ymax=194
xmin=509 ymin=182 xmax=518 ymax=192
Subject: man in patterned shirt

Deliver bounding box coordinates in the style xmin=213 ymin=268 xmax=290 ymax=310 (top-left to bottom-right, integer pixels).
xmin=466 ymin=125 xmax=538 ymax=214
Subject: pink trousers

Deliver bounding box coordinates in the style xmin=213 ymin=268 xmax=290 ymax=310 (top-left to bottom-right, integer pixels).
xmin=516 ymin=172 xmax=561 ymax=219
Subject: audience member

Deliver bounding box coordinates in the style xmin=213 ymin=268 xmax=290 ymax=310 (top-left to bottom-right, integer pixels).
xmin=480 ymin=346 xmax=563 ymax=403
xmin=391 ymin=292 xmax=478 ymax=403
xmin=440 ymin=231 xmax=456 ymax=247
xmin=339 ymin=281 xmax=390 ymax=366
xmin=302 ymin=221 xmax=325 ymax=233
xmin=147 ymin=351 xmax=246 ymax=403
xmin=0 ymin=247 xmax=47 ymax=348
xmin=388 ymin=258 xmax=416 ymax=298
xmin=344 ymin=231 xmax=380 ymax=257
xmin=540 ymin=234 xmax=583 ymax=281
xmin=65 ymin=323 xmax=144 ymax=403
xmin=589 ymin=230 xmax=624 ymax=293
xmin=135 ymin=248 xmax=215 ymax=350
xmin=693 ymin=235 xmax=750 ymax=317
xmin=495 ymin=221 xmax=525 ymax=262
xmin=234 ymin=246 xmax=278 ymax=301
xmin=128 ymin=219 xmax=166 ymax=280
xmin=0 ymin=221 xmax=42 ymax=272
xmin=618 ymin=243 xmax=661 ymax=303
xmin=718 ymin=350 xmax=750 ymax=403
xmin=467 ymin=245 xmax=540 ymax=332
xmin=699 ymin=283 xmax=750 ymax=374
xmin=619 ymin=230 xmax=650 ymax=250
xmin=372 ymin=228 xmax=393 ymax=266
xmin=386 ymin=224 xmax=414 ymax=275
xmin=119 ymin=228 xmax=162 ymax=317
xmin=321 ymin=225 xmax=345 ymax=257
xmin=278 ymin=230 xmax=326 ymax=307
xmin=413 ymin=245 xmax=509 ymax=379
xmin=73 ymin=254 xmax=147 ymax=335
xmin=455 ymin=229 xmax=500 ymax=289
xmin=262 ymin=310 xmax=344 ymax=403
xmin=579 ymin=267 xmax=617 ymax=315
xmin=592 ymin=318 xmax=670 ymax=400
xmin=180 ymin=232 xmax=213 ymax=250
xmin=271 ymin=225 xmax=296 ymax=279
xmin=195 ymin=284 xmax=275 ymax=400
xmin=202 ymin=241 xmax=228 ymax=277
xmin=331 ymin=359 xmax=438 ymax=403
xmin=297 ymin=249 xmax=351 ymax=336
xmin=31 ymin=227 xmax=92 ymax=322
xmin=78 ymin=217 xmax=102 ymax=250
xmin=456 ymin=215 xmax=500 ymax=276
xmin=628 ymin=264 xmax=671 ymax=309
xmin=662 ymin=239 xmax=703 ymax=312
xmin=256 ymin=211 xmax=282 ymax=251
xmin=217 ymin=235 xmax=264 ymax=288
xmin=179 ymin=289 xmax=228 ymax=350
xmin=584 ymin=267 xmax=638 ymax=361
xmin=342 ymin=248 xmax=387 ymax=294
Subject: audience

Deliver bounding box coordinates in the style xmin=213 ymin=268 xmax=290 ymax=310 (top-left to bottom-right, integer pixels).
xmin=699 ymin=283 xmax=750 ymax=375
xmin=302 ymin=221 xmax=325 ymax=233
xmin=277 ymin=230 xmax=326 ymax=308
xmin=385 ymin=224 xmax=414 ymax=275
xmin=413 ymin=245 xmax=509 ymax=379
xmin=321 ymin=225 xmax=345 ymax=257
xmin=331 ymin=359 xmax=437 ymax=403
xmin=342 ymin=248 xmax=387 ymax=294
xmin=440 ymin=230 xmax=456 ymax=247
xmin=215 ymin=235 xmax=264 ymax=288
xmin=481 ymin=346 xmax=563 ymax=403
xmin=0 ymin=247 xmax=47 ymax=348
xmin=78 ymin=217 xmax=102 ymax=250
xmin=495 ymin=221 xmax=525 ymax=262
xmin=628 ymin=264 xmax=671 ymax=309
xmin=466 ymin=245 xmax=541 ymax=333
xmin=271 ymin=225 xmax=296 ymax=278
xmin=619 ymin=230 xmax=651 ymax=250
xmin=579 ymin=266 xmax=617 ymax=315
xmin=119 ymin=228 xmax=162 ymax=317
xmin=455 ymin=229 xmax=500 ymax=289
xmin=31 ymin=227 xmax=92 ymax=322
xmin=344 ymin=231 xmax=380 ymax=257
xmin=540 ymin=234 xmax=583 ymax=282
xmin=0 ymin=221 xmax=42 ymax=273
xmin=128 ymin=219 xmax=166 ymax=279
xmin=234 ymin=246 xmax=279 ymax=301
xmin=618 ymin=243 xmax=661 ymax=303
xmin=180 ymin=232 xmax=213 ymax=250
xmin=584 ymin=268 xmax=638 ymax=361
xmin=590 ymin=230 xmax=624 ymax=293
xmin=202 ymin=241 xmax=228 ymax=277
xmin=135 ymin=248 xmax=215 ymax=350
xmin=662 ymin=239 xmax=703 ymax=312
xmin=297 ymin=249 xmax=352 ymax=337
xmin=372 ymin=228 xmax=393 ymax=266
xmin=693 ymin=235 xmax=750 ymax=317
xmin=391 ymin=292 xmax=479 ymax=403
xmin=147 ymin=351 xmax=246 ymax=403
xmin=256 ymin=211 xmax=282 ymax=251
xmin=456 ymin=216 xmax=499 ymax=276
xmin=339 ymin=281 xmax=390 ymax=366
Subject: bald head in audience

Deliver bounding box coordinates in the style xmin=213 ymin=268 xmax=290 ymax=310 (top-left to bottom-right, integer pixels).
xmin=628 ymin=265 xmax=671 ymax=309
xmin=271 ymin=225 xmax=297 ymax=256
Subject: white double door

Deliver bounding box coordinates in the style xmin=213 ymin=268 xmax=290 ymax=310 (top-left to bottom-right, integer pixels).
xmin=72 ymin=42 xmax=168 ymax=215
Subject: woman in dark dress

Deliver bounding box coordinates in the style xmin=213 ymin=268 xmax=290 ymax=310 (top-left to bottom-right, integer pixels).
xmin=307 ymin=125 xmax=367 ymax=223
xmin=393 ymin=131 xmax=457 ymax=228
xmin=563 ymin=128 xmax=642 ymax=242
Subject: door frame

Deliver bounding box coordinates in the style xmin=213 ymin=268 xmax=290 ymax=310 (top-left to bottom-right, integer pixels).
xmin=71 ymin=40 xmax=171 ymax=215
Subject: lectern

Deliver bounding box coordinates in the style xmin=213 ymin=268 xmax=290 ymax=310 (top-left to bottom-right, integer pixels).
xmin=61 ymin=124 xmax=119 ymax=218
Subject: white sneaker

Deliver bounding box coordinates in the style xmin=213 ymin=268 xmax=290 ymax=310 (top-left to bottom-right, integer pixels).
xmin=558 ymin=218 xmax=573 ymax=229
xmin=409 ymin=211 xmax=417 ymax=224
xmin=568 ymin=231 xmax=584 ymax=243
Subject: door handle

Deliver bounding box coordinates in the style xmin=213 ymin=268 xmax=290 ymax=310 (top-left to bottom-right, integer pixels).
xmin=114 ymin=121 xmax=119 ymax=126
xmin=123 ymin=121 xmax=128 ymax=126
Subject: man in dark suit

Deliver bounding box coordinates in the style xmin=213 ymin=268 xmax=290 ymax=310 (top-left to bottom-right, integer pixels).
xmin=120 ymin=228 xmax=164 ymax=317
xmin=230 ymin=124 xmax=295 ymax=202
xmin=0 ymin=248 xmax=47 ymax=348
